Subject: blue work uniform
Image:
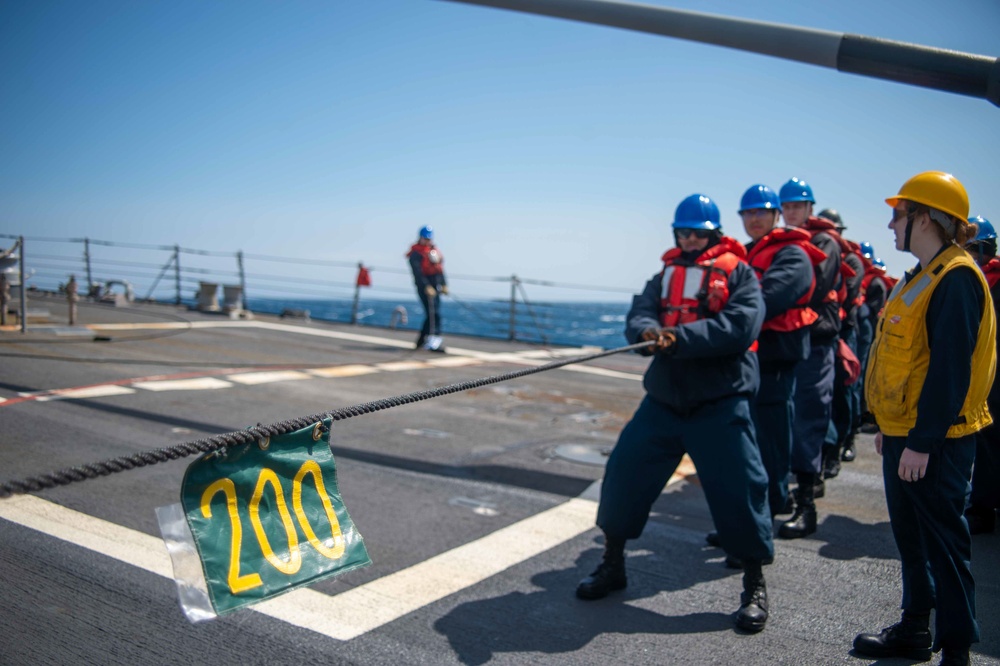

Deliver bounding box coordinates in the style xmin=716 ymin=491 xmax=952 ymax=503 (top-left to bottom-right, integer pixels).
xmin=877 ymin=258 xmax=985 ymax=651
xmin=596 ymin=245 xmax=773 ymax=564
xmin=747 ymin=239 xmax=815 ymax=515
xmin=792 ymin=224 xmax=842 ymax=474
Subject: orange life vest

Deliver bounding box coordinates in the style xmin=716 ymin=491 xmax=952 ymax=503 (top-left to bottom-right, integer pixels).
xmin=747 ymin=227 xmax=826 ymax=333
xmin=803 ymin=216 xmax=856 ymax=318
xmin=981 ymin=257 xmax=1000 ymax=289
xmin=658 ymin=237 xmax=747 ymax=327
xmin=407 ymin=243 xmax=445 ymax=276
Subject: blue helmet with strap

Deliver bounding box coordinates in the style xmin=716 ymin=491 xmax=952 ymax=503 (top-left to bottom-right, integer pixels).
xmin=673 ymin=194 xmax=721 ymax=230
xmin=970 ymin=215 xmax=995 ymax=242
xmin=739 ymin=185 xmax=780 ymax=212
xmin=419 ymin=225 xmax=434 ymax=240
xmin=779 ymin=177 xmax=815 ymax=204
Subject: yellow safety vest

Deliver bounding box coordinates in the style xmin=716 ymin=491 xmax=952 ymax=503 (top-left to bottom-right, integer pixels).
xmin=865 ymin=244 xmax=996 ymax=438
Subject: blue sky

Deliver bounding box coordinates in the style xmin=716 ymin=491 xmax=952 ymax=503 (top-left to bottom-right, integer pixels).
xmin=2 ymin=0 xmax=998 ymax=301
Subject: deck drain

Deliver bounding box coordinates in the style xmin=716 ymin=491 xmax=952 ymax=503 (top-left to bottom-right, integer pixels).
xmin=553 ymin=443 xmax=613 ymax=466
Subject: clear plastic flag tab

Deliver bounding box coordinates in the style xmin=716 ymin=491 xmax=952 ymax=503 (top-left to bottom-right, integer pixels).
xmin=160 ymin=418 xmax=371 ymax=620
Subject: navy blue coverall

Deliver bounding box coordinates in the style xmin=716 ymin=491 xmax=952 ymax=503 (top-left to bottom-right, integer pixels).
xmin=596 ymin=251 xmax=773 ymax=564
xmin=878 ymin=261 xmax=984 ymax=651
xmin=792 ymin=225 xmax=842 ymax=475
xmin=747 ymin=240 xmax=814 ymax=515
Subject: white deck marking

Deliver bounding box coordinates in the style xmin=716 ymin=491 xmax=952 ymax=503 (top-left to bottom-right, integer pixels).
xmin=35 ymin=385 xmax=137 ymax=401
xmin=0 ymin=469 xmax=690 ymax=641
xmin=375 ymin=360 xmax=432 ymax=372
xmin=0 ymin=490 xmax=596 ymax=641
xmin=423 ymin=357 xmax=482 ymax=368
xmin=308 ymin=365 xmax=380 ymax=378
xmin=226 ymin=370 xmax=312 ymax=385
xmin=132 ymin=378 xmax=234 ymax=392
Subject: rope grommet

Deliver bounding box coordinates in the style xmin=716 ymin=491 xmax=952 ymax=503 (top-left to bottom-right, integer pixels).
xmin=258 ymin=436 xmax=270 ymax=451
xmin=312 ymin=422 xmax=323 ymax=441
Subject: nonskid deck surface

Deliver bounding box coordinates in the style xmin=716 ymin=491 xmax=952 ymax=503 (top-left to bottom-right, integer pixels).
xmin=1 ymin=298 xmax=997 ymax=665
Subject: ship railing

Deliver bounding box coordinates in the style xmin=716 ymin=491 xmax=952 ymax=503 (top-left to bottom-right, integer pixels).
xmin=0 ymin=234 xmax=634 ymax=346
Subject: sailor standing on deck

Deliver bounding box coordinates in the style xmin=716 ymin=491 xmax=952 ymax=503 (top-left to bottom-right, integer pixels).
xmin=854 ymin=172 xmax=994 ymax=666
xmin=407 ymin=225 xmax=448 ymax=351
xmin=776 ymin=177 xmax=844 ymax=539
xmin=576 ymin=193 xmax=772 ymax=633
xmin=734 ymin=184 xmax=823 ymax=536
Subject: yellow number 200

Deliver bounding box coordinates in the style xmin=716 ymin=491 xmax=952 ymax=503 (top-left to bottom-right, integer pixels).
xmin=200 ymin=461 xmax=346 ymax=594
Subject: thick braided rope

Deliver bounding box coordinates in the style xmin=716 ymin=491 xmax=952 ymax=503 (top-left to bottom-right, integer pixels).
xmin=0 ymin=341 xmax=653 ymax=498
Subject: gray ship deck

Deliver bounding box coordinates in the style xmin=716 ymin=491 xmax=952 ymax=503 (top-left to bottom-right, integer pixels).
xmin=1 ymin=294 xmax=997 ymax=665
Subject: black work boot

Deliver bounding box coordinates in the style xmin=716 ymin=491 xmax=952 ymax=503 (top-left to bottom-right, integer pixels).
xmin=734 ymin=560 xmax=768 ymax=632
xmin=778 ymin=473 xmax=817 ymax=539
xmin=841 ymin=431 xmax=857 ymax=462
xmin=853 ymin=611 xmax=932 ymax=660
xmin=576 ymin=537 xmax=627 ymax=600
xmin=938 ymin=645 xmax=971 ymax=666
xmin=822 ymin=444 xmax=841 ymax=479
xmin=705 ymin=531 xmax=722 ymax=548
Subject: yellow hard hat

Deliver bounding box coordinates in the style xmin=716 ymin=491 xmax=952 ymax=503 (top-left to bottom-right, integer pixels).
xmin=885 ymin=171 xmax=969 ymax=222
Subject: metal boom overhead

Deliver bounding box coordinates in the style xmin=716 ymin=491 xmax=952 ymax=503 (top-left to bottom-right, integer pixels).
xmin=439 ymin=0 xmax=1000 ymax=108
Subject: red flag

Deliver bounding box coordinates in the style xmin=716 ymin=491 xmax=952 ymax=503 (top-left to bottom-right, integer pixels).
xmin=356 ymin=265 xmax=371 ymax=287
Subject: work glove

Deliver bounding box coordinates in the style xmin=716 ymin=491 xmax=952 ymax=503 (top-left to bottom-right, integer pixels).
xmin=425 ymin=285 xmax=437 ymax=297
xmin=640 ymin=327 xmax=678 ymax=355
xmin=440 ymin=285 xmax=449 ymax=295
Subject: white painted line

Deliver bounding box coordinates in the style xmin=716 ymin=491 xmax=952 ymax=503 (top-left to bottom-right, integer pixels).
xmin=0 ymin=468 xmax=691 ymax=642
xmin=226 ymin=370 xmax=312 ymax=385
xmin=375 ymin=361 xmax=432 ymax=372
xmin=36 ymin=385 xmax=137 ymax=401
xmin=0 ymin=491 xmax=596 ymax=642
xmin=255 ymin=493 xmax=600 ymax=640
xmin=423 ymin=357 xmax=483 ymax=368
xmin=0 ymin=496 xmax=174 ymax=577
xmin=563 ymin=365 xmax=643 ymax=381
xmin=308 ymin=365 xmax=381 ymax=378
xmin=132 ymin=378 xmax=234 ymax=392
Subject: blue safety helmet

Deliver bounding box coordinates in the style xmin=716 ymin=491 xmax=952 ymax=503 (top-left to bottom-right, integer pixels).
xmin=739 ymin=184 xmax=781 ymax=212
xmin=859 ymin=241 xmax=875 ymax=258
xmin=873 ymin=257 xmax=886 ymax=269
xmin=419 ymin=225 xmax=434 ymax=240
xmin=970 ymin=215 xmax=996 ymax=242
xmin=778 ymin=177 xmax=816 ymax=204
xmin=673 ymin=194 xmax=721 ymax=230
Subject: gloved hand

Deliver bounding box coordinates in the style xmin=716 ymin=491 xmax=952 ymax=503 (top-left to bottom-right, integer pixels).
xmin=425 ymin=285 xmax=437 ymax=297
xmin=440 ymin=285 xmax=449 ymax=295
xmin=640 ymin=327 xmax=678 ymax=354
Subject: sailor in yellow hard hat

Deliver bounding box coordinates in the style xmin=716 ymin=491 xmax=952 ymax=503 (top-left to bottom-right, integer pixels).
xmin=855 ymin=171 xmax=994 ymax=666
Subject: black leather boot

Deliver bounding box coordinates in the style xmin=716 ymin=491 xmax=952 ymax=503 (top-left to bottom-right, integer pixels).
xmin=778 ymin=473 xmax=817 ymax=539
xmin=938 ymin=645 xmax=971 ymax=666
xmin=853 ymin=611 xmax=932 ymax=660
xmin=841 ymin=431 xmax=856 ymax=462
xmin=822 ymin=445 xmax=841 ymax=479
xmin=734 ymin=560 xmax=768 ymax=632
xmin=576 ymin=537 xmax=627 ymax=600
xmin=705 ymin=531 xmax=721 ymax=547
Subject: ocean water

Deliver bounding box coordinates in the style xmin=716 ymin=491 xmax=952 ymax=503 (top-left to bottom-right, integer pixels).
xmin=246 ymin=296 xmax=632 ymax=349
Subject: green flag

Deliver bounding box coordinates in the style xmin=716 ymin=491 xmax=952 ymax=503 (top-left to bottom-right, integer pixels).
xmin=180 ymin=419 xmax=370 ymax=615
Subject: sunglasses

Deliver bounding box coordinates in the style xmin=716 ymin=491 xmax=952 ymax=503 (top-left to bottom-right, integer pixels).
xmin=675 ymin=228 xmax=713 ymax=239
